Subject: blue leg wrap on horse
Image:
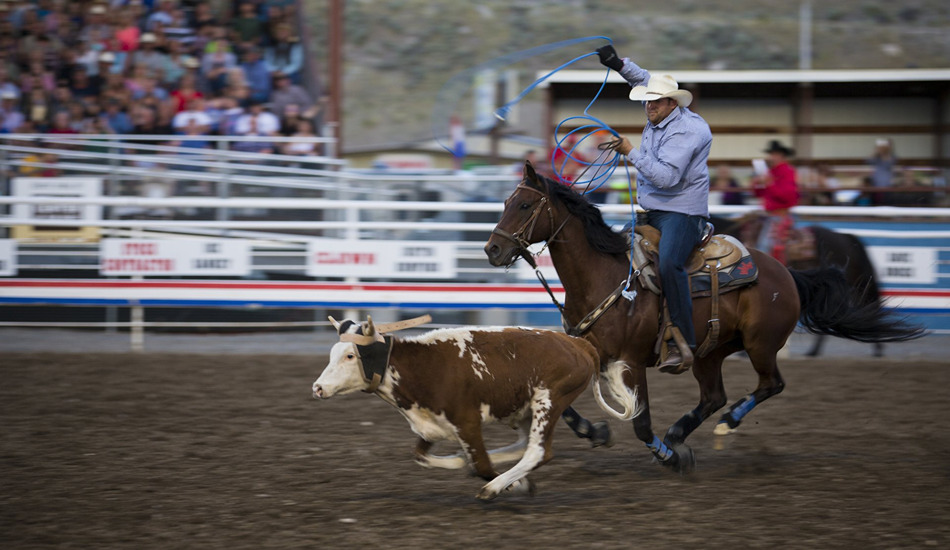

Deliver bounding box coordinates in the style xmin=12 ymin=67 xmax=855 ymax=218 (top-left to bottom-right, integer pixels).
xmin=727 ymin=395 xmax=758 ymax=426
xmin=647 ymin=435 xmax=673 ymax=462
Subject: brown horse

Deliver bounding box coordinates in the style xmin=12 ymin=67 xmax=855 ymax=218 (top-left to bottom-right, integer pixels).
xmin=709 ymin=213 xmax=885 ymax=357
xmin=484 ymin=162 xmax=924 ymax=472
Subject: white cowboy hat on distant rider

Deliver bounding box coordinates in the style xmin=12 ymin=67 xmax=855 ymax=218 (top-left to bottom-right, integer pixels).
xmin=628 ymin=74 xmax=693 ymax=107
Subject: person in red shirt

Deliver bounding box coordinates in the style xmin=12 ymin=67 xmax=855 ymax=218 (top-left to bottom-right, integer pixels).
xmin=751 ymin=140 xmax=800 ymax=264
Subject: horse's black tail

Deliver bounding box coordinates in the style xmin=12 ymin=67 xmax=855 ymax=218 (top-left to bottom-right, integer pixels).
xmin=791 ymin=267 xmax=926 ymax=343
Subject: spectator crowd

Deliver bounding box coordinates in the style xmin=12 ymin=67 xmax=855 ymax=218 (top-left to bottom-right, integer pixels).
xmin=0 ymin=0 xmax=326 ymax=156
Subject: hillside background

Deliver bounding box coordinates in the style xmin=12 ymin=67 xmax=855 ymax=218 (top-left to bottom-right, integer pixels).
xmin=300 ymin=0 xmax=950 ymax=153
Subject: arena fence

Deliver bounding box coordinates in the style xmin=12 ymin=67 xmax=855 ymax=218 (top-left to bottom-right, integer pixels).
xmin=2 ymin=134 xmax=949 ymax=350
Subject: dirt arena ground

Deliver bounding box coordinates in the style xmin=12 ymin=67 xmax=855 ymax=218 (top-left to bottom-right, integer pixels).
xmin=2 ymin=339 xmax=949 ymax=549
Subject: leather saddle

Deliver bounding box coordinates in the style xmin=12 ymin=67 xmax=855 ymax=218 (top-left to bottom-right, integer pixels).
xmin=630 ymin=224 xmax=758 ymax=298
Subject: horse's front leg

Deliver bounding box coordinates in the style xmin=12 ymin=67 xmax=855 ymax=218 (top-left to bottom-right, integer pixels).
xmin=626 ymin=365 xmax=694 ymax=473
xmin=664 ymin=357 xmax=728 ymax=452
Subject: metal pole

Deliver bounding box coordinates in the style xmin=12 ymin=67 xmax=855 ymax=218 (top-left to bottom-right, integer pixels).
xmin=799 ymin=1 xmax=813 ymax=70
xmin=329 ymin=0 xmax=343 ymax=157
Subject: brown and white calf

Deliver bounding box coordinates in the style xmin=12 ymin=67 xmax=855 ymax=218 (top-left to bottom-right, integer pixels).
xmin=312 ymin=316 xmax=639 ymax=500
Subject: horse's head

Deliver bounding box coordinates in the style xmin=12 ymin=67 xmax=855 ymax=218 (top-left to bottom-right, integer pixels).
xmin=484 ymin=161 xmax=559 ymax=268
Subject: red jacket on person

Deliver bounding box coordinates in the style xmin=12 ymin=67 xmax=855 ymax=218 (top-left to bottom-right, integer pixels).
xmin=754 ymin=161 xmax=799 ymax=212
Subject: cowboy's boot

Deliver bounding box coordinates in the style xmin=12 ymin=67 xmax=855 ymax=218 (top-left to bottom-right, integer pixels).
xmin=657 ymin=327 xmax=694 ymax=375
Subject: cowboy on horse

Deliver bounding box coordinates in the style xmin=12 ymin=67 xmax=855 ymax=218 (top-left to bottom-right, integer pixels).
xmin=596 ymin=44 xmax=713 ymax=375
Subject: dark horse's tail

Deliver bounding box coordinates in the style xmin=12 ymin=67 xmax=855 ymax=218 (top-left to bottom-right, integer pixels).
xmin=791 ymin=267 xmax=926 ymax=343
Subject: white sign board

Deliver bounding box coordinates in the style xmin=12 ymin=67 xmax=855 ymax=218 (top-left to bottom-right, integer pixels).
xmin=12 ymin=177 xmax=102 ymax=222
xmin=306 ymin=240 xmax=456 ymax=279
xmin=0 ymin=239 xmax=16 ymax=276
xmin=101 ymin=239 xmax=251 ymax=276
xmin=868 ymin=246 xmax=936 ymax=285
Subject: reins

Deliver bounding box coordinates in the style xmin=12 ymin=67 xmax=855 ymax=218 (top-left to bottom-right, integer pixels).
xmin=494 ymin=182 xmax=635 ymax=336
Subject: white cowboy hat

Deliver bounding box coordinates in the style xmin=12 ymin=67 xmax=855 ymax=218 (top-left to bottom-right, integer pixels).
xmin=628 ymin=74 xmax=693 ymax=107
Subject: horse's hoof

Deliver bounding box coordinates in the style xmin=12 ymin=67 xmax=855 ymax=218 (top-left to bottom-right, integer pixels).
xmin=713 ymin=422 xmax=737 ymax=436
xmin=672 ymin=444 xmax=695 ymax=474
xmin=590 ymin=421 xmax=614 ymax=448
xmin=656 ymin=442 xmax=695 ymax=474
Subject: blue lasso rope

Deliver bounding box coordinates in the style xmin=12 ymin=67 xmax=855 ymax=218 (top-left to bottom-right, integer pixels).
xmin=432 ymin=36 xmax=613 ymax=157
xmin=432 ymin=37 xmax=640 ymax=295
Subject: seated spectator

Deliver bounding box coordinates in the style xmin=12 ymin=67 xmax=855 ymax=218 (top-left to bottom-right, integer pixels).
xmin=270 ymin=70 xmax=317 ymax=123
xmin=131 ymin=72 xmax=170 ymax=111
xmin=24 ymin=87 xmax=51 ymax=131
xmin=102 ymin=98 xmax=134 ymax=134
xmin=171 ymin=96 xmax=212 ymax=135
xmin=130 ymin=33 xmax=169 ymax=78
xmin=230 ymin=1 xmax=264 ymax=51
xmin=145 ymin=0 xmax=176 ymax=32
xmin=261 ymin=3 xmax=287 ymax=46
xmin=113 ymin=8 xmax=141 ymax=53
xmin=127 ymin=104 xmax=172 ymax=169
xmin=79 ymin=4 xmax=113 ymax=44
xmin=280 ymin=117 xmax=320 ymax=157
xmin=131 ymin=104 xmax=172 ymax=137
xmin=171 ymin=117 xmax=213 ymax=172
xmin=0 ymin=50 xmax=19 ymax=86
xmin=161 ymin=39 xmax=190 ymax=87
xmin=21 ymin=59 xmax=56 ymax=96
xmin=168 ymin=70 xmax=203 ymax=112
xmin=189 ymin=1 xmax=219 ymax=31
xmin=94 ymin=51 xmax=123 ymax=84
xmin=0 ymin=62 xmax=20 ymax=100
xmin=66 ymin=100 xmax=87 ymax=132
xmin=49 ymin=79 xmax=74 ymax=114
xmin=47 ymin=109 xmax=78 ymax=135
xmin=239 ymin=44 xmax=270 ymax=104
xmin=232 ymin=99 xmax=279 ymax=153
xmin=200 ymin=34 xmax=237 ymax=96
xmin=161 ymin=5 xmax=196 ymax=45
xmin=69 ymin=65 xmax=100 ymax=100
xmin=0 ymin=88 xmax=25 ymax=132
xmin=278 ymin=102 xmax=303 ymax=136
xmin=100 ymin=70 xmax=131 ymax=106
xmin=264 ymin=22 xmax=302 ymax=83
xmin=205 ymin=95 xmax=244 ymax=136
xmin=75 ymin=31 xmax=108 ymax=76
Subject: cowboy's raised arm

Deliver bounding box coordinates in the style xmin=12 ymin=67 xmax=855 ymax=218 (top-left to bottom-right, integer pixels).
xmin=596 ymin=45 xmax=649 ymax=88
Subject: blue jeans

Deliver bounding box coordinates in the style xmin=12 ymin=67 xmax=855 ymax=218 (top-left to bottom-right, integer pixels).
xmin=640 ymin=210 xmax=707 ymax=348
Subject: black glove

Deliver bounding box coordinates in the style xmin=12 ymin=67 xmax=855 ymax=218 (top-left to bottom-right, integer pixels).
xmin=597 ymin=45 xmax=623 ymax=71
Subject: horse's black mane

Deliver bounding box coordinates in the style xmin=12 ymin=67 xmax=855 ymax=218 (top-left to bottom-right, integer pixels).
xmin=539 ymin=173 xmax=630 ymax=256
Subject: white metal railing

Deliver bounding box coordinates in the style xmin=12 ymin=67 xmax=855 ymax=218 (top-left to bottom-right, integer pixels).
xmin=3 ymin=133 xmax=949 ymax=350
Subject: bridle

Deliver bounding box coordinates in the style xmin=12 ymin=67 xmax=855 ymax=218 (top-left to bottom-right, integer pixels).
xmin=490 ymin=183 xmax=569 ymax=269
xmin=491 ymin=182 xmax=632 ymax=337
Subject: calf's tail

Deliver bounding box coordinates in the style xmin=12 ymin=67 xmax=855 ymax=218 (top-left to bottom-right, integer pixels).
xmin=592 ymin=361 xmax=641 ymax=421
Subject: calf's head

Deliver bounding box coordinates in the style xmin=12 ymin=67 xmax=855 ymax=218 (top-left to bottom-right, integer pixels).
xmin=312 ymin=340 xmax=365 ymax=399
xmin=312 ymin=316 xmax=393 ymax=399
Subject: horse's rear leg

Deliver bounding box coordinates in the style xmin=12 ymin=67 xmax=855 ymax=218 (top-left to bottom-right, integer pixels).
xmin=714 ymin=348 xmax=785 ymax=435
xmin=561 ymin=405 xmax=613 ymax=447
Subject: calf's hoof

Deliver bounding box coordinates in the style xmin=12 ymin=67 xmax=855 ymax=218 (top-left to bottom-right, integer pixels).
xmin=476 ymin=477 xmax=534 ymax=500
